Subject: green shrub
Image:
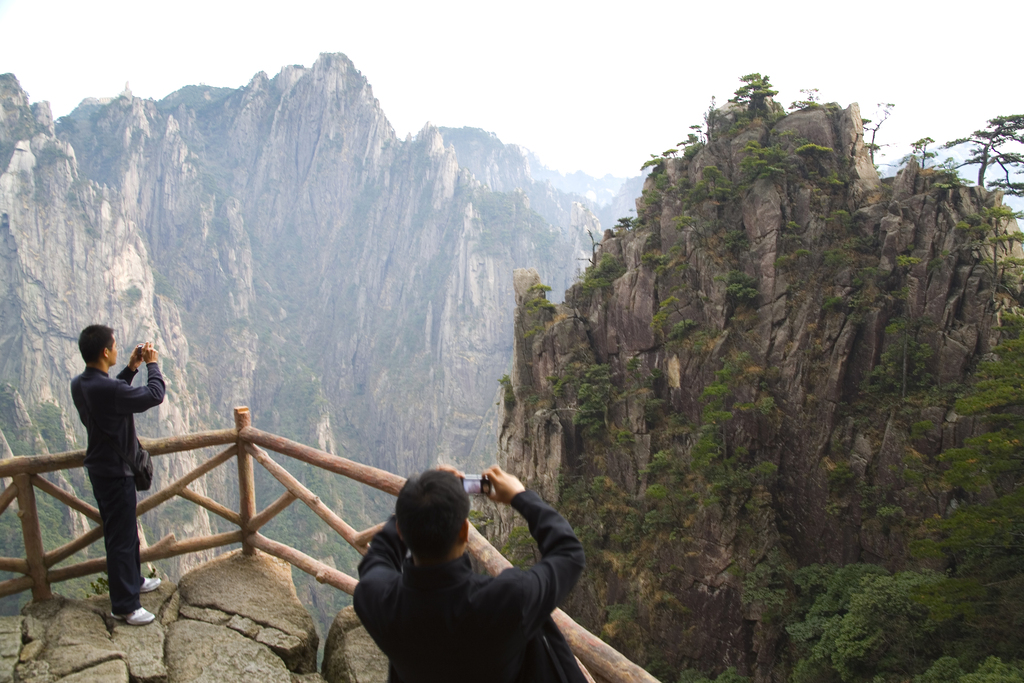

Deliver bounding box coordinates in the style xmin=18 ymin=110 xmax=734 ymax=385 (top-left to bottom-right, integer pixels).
xmin=822 ymin=296 xmax=844 ymax=312
xmin=823 ymin=249 xmax=851 ymax=269
xmin=725 ymin=230 xmax=750 ymax=254
xmin=573 ymin=364 xmax=613 ymax=436
xmin=669 ymin=319 xmax=698 ymax=341
xmin=725 ymin=271 xmax=758 ymax=305
xmin=122 ymin=285 xmax=143 ymax=306
xmin=739 ymin=141 xmax=788 ymax=181
xmin=498 ymin=374 xmax=514 ymax=408
xmin=581 ymin=254 xmax=626 ymax=294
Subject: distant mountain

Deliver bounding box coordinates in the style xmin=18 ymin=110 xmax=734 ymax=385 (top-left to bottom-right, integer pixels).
xmin=0 ymin=55 xmax=600 ymax=636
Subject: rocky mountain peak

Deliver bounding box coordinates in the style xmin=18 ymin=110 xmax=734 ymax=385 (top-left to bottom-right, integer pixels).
xmin=495 ymin=97 xmax=1022 ymax=680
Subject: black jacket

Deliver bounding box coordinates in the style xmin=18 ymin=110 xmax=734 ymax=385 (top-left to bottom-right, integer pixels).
xmin=70 ymin=363 xmax=165 ymax=478
xmin=354 ymin=489 xmax=588 ymax=683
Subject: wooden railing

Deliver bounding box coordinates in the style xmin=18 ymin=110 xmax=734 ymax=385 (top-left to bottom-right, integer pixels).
xmin=0 ymin=407 xmax=657 ymax=683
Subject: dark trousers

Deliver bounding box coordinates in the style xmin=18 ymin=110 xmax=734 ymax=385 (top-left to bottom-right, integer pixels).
xmin=88 ymin=473 xmax=141 ymax=614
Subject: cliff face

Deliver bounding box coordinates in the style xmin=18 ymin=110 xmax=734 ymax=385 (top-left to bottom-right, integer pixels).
xmin=495 ymin=101 xmax=1021 ymax=680
xmin=0 ymin=55 xmax=596 ymax=631
xmin=0 ymin=74 xmax=214 ymax=578
xmin=439 ymin=126 xmax=603 ymax=290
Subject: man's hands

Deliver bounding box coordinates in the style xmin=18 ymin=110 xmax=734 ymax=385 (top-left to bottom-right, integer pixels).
xmin=128 ymin=342 xmax=158 ymax=370
xmin=435 ymin=464 xmax=526 ymax=506
xmin=483 ymin=465 xmax=526 ymax=505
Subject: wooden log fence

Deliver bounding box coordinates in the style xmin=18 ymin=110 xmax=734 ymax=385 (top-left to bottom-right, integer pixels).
xmin=0 ymin=406 xmax=657 ymax=683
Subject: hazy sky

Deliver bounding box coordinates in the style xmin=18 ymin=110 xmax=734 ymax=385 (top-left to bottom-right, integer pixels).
xmin=0 ymin=0 xmax=1020 ymax=179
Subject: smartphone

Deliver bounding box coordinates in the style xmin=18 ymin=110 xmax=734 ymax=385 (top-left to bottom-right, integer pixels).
xmin=462 ymin=475 xmax=491 ymax=495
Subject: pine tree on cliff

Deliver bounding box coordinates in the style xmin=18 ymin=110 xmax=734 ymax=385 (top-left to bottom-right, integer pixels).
xmin=862 ymin=102 xmax=896 ymax=165
xmin=729 ymin=73 xmax=778 ymax=117
xmin=947 ymin=114 xmax=1024 ymax=195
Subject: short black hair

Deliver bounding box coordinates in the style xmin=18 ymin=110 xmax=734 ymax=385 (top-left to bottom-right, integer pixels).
xmin=395 ymin=470 xmax=469 ymax=562
xmin=79 ymin=325 xmax=114 ymax=363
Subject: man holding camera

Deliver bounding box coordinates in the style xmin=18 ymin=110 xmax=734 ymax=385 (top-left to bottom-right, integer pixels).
xmin=354 ymin=464 xmax=588 ymax=683
xmin=70 ymin=325 xmax=165 ymax=626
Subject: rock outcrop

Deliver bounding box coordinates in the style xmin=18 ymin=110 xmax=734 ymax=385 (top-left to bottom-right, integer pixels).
xmin=321 ymin=607 xmax=388 ymax=683
xmin=0 ymin=54 xmax=621 ymax=634
xmin=12 ymin=550 xmax=323 ymax=683
xmin=494 ymin=101 xmax=1022 ymax=680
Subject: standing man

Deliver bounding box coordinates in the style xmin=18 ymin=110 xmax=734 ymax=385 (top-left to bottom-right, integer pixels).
xmin=354 ymin=464 xmax=588 ymax=683
xmin=71 ymin=325 xmax=165 ymax=625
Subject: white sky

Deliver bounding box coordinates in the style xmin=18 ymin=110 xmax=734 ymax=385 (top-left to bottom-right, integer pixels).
xmin=0 ymin=0 xmax=1021 ymax=179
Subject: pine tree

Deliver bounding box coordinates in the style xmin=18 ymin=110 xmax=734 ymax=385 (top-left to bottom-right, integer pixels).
xmin=947 ymin=114 xmax=1024 ymax=195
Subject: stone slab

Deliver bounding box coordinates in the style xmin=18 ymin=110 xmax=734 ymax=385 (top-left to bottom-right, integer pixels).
xmin=111 ymin=622 xmax=167 ymax=683
xmin=55 ymin=659 xmax=128 ymax=683
xmin=165 ymin=620 xmax=291 ymax=683
xmin=177 ymin=550 xmax=316 ymax=673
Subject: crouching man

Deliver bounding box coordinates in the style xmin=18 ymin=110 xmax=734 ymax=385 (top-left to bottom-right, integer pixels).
xmin=354 ymin=464 xmax=588 ymax=683
xmin=70 ymin=325 xmax=165 ymax=625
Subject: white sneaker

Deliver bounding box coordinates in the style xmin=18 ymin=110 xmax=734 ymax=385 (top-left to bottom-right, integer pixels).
xmin=111 ymin=608 xmax=155 ymax=626
xmin=140 ymin=577 xmax=161 ymax=593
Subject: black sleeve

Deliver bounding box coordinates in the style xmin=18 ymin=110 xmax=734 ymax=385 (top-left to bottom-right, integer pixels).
xmin=354 ymin=516 xmax=406 ymax=627
xmin=116 ymin=366 xmax=138 ymax=384
xmin=509 ymin=490 xmax=586 ymax=637
xmin=114 ymin=362 xmax=165 ymax=415
xmin=356 ymin=516 xmax=406 ymax=580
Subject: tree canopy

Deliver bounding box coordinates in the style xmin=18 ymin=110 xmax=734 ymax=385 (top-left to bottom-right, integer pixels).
xmin=947 ymin=115 xmax=1024 ymax=195
xmin=729 ymin=73 xmax=778 ymax=116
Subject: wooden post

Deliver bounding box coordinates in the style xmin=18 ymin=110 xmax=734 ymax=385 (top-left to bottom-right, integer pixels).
xmin=14 ymin=474 xmax=51 ymax=601
xmin=234 ymin=407 xmax=256 ymax=555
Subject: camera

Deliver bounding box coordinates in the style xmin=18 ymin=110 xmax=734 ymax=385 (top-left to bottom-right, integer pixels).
xmin=462 ymin=475 xmax=491 ymax=495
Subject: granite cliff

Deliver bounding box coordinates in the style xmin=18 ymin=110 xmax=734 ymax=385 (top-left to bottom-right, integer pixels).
xmin=493 ymin=99 xmax=1022 ymax=681
xmin=0 ymin=54 xmax=618 ymax=634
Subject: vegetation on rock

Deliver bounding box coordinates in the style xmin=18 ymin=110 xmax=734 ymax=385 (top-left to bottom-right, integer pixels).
xmin=495 ymin=75 xmax=1024 ymax=682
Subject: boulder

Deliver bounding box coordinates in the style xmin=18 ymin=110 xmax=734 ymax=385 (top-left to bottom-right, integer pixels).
xmin=57 ymin=660 xmax=129 ymax=682
xmin=20 ymin=597 xmax=124 ymax=680
xmin=111 ymin=622 xmax=166 ymax=683
xmin=773 ymin=107 xmax=835 ymax=149
xmin=322 ymin=607 xmax=388 ymax=683
xmin=6 ymin=552 xmax=324 ymax=681
xmin=177 ymin=550 xmax=318 ymax=673
xmin=0 ymin=616 xmax=21 ymax=683
xmin=165 ymin=620 xmax=291 ymax=683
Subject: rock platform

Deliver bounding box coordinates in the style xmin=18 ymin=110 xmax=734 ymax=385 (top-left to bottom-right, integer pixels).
xmin=4 ymin=550 xmax=325 ymax=683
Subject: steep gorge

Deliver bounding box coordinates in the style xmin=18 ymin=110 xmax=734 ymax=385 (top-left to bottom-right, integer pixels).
xmin=0 ymin=54 xmax=610 ymax=633
xmin=493 ymin=99 xmax=1022 ymax=681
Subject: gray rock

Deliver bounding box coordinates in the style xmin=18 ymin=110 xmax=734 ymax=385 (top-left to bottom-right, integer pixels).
xmin=160 ymin=592 xmax=180 ymax=626
xmin=84 ymin=581 xmax=177 ymax=629
xmin=0 ymin=617 xmax=20 ymax=636
xmin=19 ymin=640 xmax=44 ymax=662
xmin=512 ymin=268 xmax=542 ymax=306
xmin=773 ymin=107 xmax=835 ymax=150
xmin=0 ymin=617 xmax=18 ymax=682
xmin=24 ymin=600 xmax=123 ymax=679
xmin=226 ymin=615 xmax=260 ymax=639
xmin=164 ymin=620 xmax=291 ymax=683
xmin=255 ymin=628 xmax=305 ymax=672
xmin=22 ymin=615 xmax=45 ymax=646
xmin=14 ymin=660 xmax=54 ymax=683
xmin=54 ymin=659 xmax=128 ymax=683
xmin=322 ymin=607 xmax=388 ymax=683
xmin=178 ymin=550 xmax=317 ymax=673
xmin=177 ymin=605 xmax=230 ymax=625
xmin=111 ymin=622 xmax=166 ymax=683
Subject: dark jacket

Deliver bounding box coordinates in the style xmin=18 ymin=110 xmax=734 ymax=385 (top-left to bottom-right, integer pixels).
xmin=354 ymin=489 xmax=588 ymax=683
xmin=70 ymin=363 xmax=165 ymax=478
